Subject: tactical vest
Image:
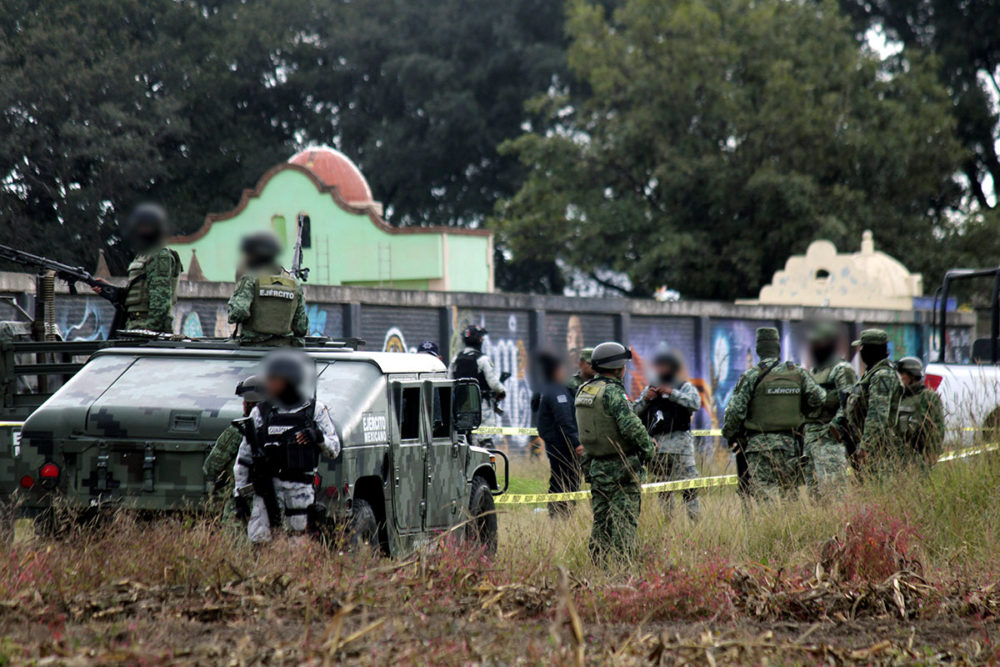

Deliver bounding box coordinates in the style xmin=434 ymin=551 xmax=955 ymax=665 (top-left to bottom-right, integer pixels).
xmin=897 ymin=386 xmax=924 ymax=437
xmin=744 ymin=362 xmax=806 ymax=433
xmin=453 ymin=350 xmax=490 ymax=394
xmin=842 ymin=360 xmax=902 ymax=446
xmin=575 ymin=378 xmax=636 ymax=458
xmin=642 ymin=391 xmax=692 ymax=436
xmin=246 ymin=273 xmax=301 ymax=335
xmin=256 ymin=401 xmax=319 ymax=483
xmin=809 ymin=360 xmax=849 ymax=422
xmin=124 ymin=248 xmax=181 ymax=317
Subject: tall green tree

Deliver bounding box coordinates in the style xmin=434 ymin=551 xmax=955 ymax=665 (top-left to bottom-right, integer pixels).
xmin=495 ymin=0 xmax=964 ymax=299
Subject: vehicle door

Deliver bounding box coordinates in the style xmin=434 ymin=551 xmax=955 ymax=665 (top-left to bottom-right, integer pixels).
xmin=423 ymin=379 xmax=464 ymax=529
xmin=388 ymin=380 xmax=428 ymax=533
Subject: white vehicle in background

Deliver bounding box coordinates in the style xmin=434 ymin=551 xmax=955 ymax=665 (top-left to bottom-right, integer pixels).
xmin=924 ymin=267 xmax=1000 ymax=444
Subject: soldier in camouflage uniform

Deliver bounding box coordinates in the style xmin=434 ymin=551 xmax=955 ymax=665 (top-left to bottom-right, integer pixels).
xmin=632 ymin=344 xmax=702 ymax=520
xmin=722 ymin=328 xmax=826 ymax=501
xmin=831 ymin=329 xmax=904 ymax=476
xmin=92 ymin=203 xmax=182 ymax=334
xmin=896 ymin=357 xmax=945 ymax=469
xmin=203 ymin=375 xmax=266 ymax=523
xmin=228 ymin=231 xmax=308 ymax=346
xmin=576 ymin=342 xmax=655 ymax=563
xmin=803 ymin=323 xmax=857 ymax=495
xmin=566 ymin=347 xmax=594 ymax=396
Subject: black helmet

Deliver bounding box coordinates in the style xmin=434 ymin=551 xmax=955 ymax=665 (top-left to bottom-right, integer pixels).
xmin=240 ymin=230 xmax=282 ymax=266
xmin=462 ymin=324 xmax=487 ymax=347
xmin=591 ymin=341 xmax=632 ymax=371
xmin=896 ymin=356 xmax=923 ymax=379
xmin=235 ymin=374 xmax=267 ymax=403
xmin=125 ymin=202 xmax=168 ymax=249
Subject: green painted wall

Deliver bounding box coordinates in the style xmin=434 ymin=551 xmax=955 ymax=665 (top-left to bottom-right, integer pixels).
xmin=169 ymin=167 xmax=492 ymax=291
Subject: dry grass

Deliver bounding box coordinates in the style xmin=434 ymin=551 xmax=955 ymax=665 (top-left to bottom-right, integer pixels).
xmin=0 ymin=450 xmax=998 ymax=664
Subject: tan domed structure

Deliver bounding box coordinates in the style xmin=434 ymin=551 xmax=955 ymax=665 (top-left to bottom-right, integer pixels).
xmin=744 ymin=231 xmax=922 ymax=310
xmin=288 ymin=146 xmax=380 ymax=213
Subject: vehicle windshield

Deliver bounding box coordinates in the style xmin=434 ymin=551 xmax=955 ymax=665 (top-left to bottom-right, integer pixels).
xmin=41 ymin=354 xmax=137 ymax=409
xmin=91 ymin=356 xmax=261 ymax=415
xmin=318 ymin=360 xmax=384 ymax=435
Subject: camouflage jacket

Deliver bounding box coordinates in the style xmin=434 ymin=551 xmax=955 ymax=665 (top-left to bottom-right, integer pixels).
xmin=722 ymin=357 xmax=826 ymax=453
xmin=566 ymin=373 xmax=589 ymax=397
xmin=898 ymin=382 xmax=945 ymax=463
xmin=832 ymin=358 xmax=903 ymax=459
xmin=581 ymin=375 xmax=655 ymax=470
xmin=125 ymin=247 xmax=181 ymax=333
xmin=807 ymin=358 xmax=858 ymax=425
xmin=203 ymin=425 xmax=242 ymax=498
xmin=227 ymin=266 xmax=308 ymax=344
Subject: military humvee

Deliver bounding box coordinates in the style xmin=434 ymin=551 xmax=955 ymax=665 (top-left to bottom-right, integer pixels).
xmin=9 ymin=341 xmax=507 ymax=555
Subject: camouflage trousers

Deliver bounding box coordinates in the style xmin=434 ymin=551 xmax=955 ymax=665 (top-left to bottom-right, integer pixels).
xmin=472 ymin=404 xmax=499 ymax=448
xmin=649 ymin=452 xmax=700 ymax=521
xmin=247 ymin=479 xmax=314 ymax=544
xmin=802 ymin=424 xmax=847 ymax=495
xmin=744 ymin=445 xmax=800 ymax=501
xmin=588 ymin=454 xmax=644 ymax=564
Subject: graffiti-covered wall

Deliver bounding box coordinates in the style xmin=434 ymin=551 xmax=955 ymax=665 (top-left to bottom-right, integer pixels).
xmin=0 ymin=273 xmax=973 ymax=447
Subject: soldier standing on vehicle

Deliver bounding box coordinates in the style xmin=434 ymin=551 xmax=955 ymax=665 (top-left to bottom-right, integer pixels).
xmin=534 ymin=350 xmax=582 ymax=519
xmin=802 ymin=323 xmax=857 ymax=495
xmin=566 ymin=347 xmax=594 ymax=396
xmin=449 ymin=325 xmax=506 ymax=446
xmin=830 ymin=329 xmax=904 ymax=475
xmin=233 ymin=351 xmax=340 ymax=543
xmin=227 ymin=231 xmax=308 ymax=347
xmin=632 ymin=344 xmax=702 ymax=520
xmin=896 ymin=356 xmax=945 ymax=469
xmin=204 ymin=375 xmax=267 ymax=523
xmin=576 ymin=342 xmax=654 ymax=563
xmin=91 ymin=202 xmax=182 ymax=334
xmin=722 ymin=328 xmax=826 ymax=501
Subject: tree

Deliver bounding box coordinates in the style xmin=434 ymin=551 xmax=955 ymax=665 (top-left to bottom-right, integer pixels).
xmin=836 ymin=0 xmax=1000 ymax=215
xmin=495 ymin=0 xmax=964 ymax=300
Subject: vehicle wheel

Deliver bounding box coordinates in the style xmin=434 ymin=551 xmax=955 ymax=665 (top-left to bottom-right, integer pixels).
xmin=349 ymin=499 xmax=380 ymax=553
xmin=466 ymin=475 xmax=497 ymax=555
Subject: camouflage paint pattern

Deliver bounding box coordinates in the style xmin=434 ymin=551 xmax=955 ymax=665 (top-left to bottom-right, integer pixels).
xmin=588 ymin=453 xmax=644 ymax=563
xmin=832 ymin=357 xmax=904 ymax=472
xmin=803 ymin=359 xmax=857 ymax=493
xmin=125 ymin=247 xmax=182 ymax=333
xmin=898 ymin=383 xmax=945 ymax=468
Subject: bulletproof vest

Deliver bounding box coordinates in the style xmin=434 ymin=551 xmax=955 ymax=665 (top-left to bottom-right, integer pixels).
xmin=843 ymin=360 xmax=901 ymax=442
xmin=643 ymin=392 xmax=692 ymax=436
xmin=575 ymin=378 xmax=636 ymax=458
xmin=744 ymin=362 xmax=806 ymax=433
xmin=246 ymin=272 xmax=301 ymax=335
xmin=897 ymin=385 xmax=924 ymax=435
xmin=809 ymin=360 xmax=849 ymax=422
xmin=453 ymin=350 xmax=489 ymax=394
xmin=256 ymin=401 xmax=320 ymax=482
xmin=124 ymin=248 xmax=181 ymax=315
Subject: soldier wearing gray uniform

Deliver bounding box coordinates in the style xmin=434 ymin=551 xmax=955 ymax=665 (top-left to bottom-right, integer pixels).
xmin=449 ymin=325 xmax=506 ymax=445
xmin=632 ymin=345 xmax=702 ymax=520
xmin=803 ymin=323 xmax=857 ymax=495
xmin=234 ymin=352 xmax=340 ymax=543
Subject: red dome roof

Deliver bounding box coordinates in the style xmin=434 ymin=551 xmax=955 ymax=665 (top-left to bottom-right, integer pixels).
xmin=288 ymin=147 xmax=373 ymax=204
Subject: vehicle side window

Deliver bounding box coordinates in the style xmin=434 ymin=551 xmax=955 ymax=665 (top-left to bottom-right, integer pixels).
xmin=432 ymin=386 xmax=451 ymax=438
xmin=398 ymin=387 xmax=421 ymax=440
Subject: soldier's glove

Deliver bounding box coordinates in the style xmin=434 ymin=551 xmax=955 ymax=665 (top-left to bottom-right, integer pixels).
xmin=295 ymin=426 xmax=324 ymax=447
xmin=234 ymin=495 xmax=251 ymax=521
xmin=92 ymin=282 xmax=124 ymax=304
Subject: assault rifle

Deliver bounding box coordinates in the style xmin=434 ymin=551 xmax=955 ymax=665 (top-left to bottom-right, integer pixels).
xmin=290 ymin=214 xmax=310 ymax=283
xmin=0 ymin=243 xmax=128 ymax=333
xmin=233 ymin=416 xmax=282 ymax=529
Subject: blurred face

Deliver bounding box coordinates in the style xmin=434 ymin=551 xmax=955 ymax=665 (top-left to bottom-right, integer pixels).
xmin=553 ymin=364 xmax=568 ymax=384
xmin=653 ymin=361 xmax=676 ymax=382
xmin=579 ymin=359 xmax=594 ymax=378
xmin=899 ymin=372 xmax=916 ymax=387
xmin=265 ymin=376 xmax=289 ymax=398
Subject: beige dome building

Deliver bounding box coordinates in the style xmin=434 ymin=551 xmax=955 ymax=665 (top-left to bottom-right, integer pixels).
xmin=742 ymin=231 xmax=922 ymax=310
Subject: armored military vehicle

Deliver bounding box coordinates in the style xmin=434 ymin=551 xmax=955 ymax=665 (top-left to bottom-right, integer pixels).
xmin=9 ymin=340 xmax=507 ymax=555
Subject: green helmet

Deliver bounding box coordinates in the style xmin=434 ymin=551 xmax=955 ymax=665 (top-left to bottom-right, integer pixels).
xmin=896 ymin=356 xmax=923 ymax=379
xmin=591 ymin=341 xmax=631 ymax=371
xmin=125 ymin=202 xmax=169 ymax=249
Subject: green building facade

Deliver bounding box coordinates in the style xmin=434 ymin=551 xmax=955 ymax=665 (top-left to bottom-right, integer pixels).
xmin=169 ymin=147 xmax=494 ymax=292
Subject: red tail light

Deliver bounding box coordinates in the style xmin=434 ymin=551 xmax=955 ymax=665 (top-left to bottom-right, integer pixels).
xmin=925 ymin=373 xmax=943 ymax=391
xmin=312 ymin=474 xmax=321 ymax=488
xmin=19 ymin=475 xmax=34 ymax=489
xmin=40 ymin=463 xmax=59 ymax=480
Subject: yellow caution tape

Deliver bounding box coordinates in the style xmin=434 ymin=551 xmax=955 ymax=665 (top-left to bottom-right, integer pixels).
xmin=691 ymin=429 xmax=722 ymax=437
xmin=495 ymin=443 xmax=998 ymax=505
xmin=0 ymin=421 xmax=24 ymax=428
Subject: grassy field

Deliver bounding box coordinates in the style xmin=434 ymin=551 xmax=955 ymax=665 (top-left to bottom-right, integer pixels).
xmin=1 ymin=449 xmax=999 ymax=664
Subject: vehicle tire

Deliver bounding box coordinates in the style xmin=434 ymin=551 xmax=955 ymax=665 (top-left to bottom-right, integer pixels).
xmin=466 ymin=475 xmax=497 ymax=555
xmin=349 ymin=499 xmax=380 ymax=553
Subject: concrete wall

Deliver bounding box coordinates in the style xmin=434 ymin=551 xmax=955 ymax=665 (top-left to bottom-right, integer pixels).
xmin=0 ymin=272 xmax=974 ymax=444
